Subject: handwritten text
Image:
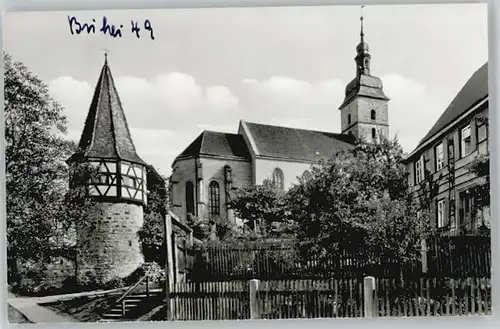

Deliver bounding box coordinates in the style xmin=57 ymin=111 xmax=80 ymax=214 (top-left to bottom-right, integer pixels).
xmin=68 ymin=16 xmax=155 ymax=40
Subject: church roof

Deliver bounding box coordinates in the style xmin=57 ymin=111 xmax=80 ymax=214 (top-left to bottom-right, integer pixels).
xmin=242 ymin=121 xmax=356 ymax=162
xmin=70 ymin=57 xmax=146 ymax=165
xmin=416 ymin=62 xmax=488 ymax=148
xmin=174 ymin=131 xmax=252 ymax=163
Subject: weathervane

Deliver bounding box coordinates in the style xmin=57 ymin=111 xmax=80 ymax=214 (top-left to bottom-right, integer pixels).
xmin=360 ymin=5 xmax=365 ymax=42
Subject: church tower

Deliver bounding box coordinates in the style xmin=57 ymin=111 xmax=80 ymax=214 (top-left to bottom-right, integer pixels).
xmin=68 ymin=54 xmax=148 ymax=284
xmin=339 ymin=7 xmax=390 ymax=142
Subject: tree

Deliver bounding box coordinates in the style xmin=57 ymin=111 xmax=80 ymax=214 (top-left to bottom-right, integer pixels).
xmin=138 ymin=168 xmax=169 ymax=267
xmin=4 ymin=52 xmax=81 ymax=285
xmin=287 ymin=137 xmax=430 ymax=275
xmin=229 ymin=179 xmax=291 ymax=237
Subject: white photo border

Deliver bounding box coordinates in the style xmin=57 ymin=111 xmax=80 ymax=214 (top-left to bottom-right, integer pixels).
xmin=0 ymin=1 xmax=496 ymax=329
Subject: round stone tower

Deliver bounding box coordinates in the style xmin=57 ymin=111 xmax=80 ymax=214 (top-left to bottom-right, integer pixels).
xmin=68 ymin=55 xmax=148 ymax=285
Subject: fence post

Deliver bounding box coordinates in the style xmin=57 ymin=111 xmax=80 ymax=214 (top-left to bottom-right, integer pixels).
xmin=164 ymin=212 xmax=174 ymax=320
xmin=249 ymin=279 xmax=260 ymax=319
xmin=421 ymin=238 xmax=428 ymax=274
xmin=164 ymin=212 xmax=175 ymax=286
xmin=363 ymin=276 xmax=376 ymax=318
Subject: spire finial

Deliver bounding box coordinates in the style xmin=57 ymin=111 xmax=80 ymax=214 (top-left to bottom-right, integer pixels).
xmin=360 ymin=5 xmax=365 ymax=42
xmin=101 ymin=48 xmax=110 ymax=64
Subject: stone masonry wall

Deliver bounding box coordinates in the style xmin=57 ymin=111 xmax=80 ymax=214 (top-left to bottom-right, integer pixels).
xmin=44 ymin=257 xmax=76 ymax=287
xmin=77 ymin=202 xmax=144 ymax=284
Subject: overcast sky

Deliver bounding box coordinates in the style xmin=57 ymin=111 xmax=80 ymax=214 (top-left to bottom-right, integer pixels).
xmin=4 ymin=3 xmax=487 ymax=177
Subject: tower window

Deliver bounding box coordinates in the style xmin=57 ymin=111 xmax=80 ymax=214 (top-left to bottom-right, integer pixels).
xmin=371 ymin=128 xmax=376 ymax=139
xmin=272 ymin=168 xmax=285 ymax=191
xmin=99 ymin=174 xmax=110 ymax=184
xmin=122 ymin=176 xmax=137 ymax=188
xmin=208 ymin=181 xmax=220 ymax=219
xmin=347 ymin=114 xmax=351 ymax=125
xmin=371 ymin=110 xmax=376 ymax=120
xmin=185 ymin=181 xmax=195 ymax=216
xmin=128 ymin=240 xmax=132 ymax=247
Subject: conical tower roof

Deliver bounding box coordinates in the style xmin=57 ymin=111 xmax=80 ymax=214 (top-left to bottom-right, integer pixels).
xmin=71 ymin=56 xmax=146 ymax=165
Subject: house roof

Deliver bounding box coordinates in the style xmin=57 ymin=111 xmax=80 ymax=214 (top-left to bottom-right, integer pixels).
xmin=174 ymin=131 xmax=252 ymax=164
xmin=70 ymin=56 xmax=146 ymax=165
xmin=242 ymin=121 xmax=356 ymax=162
xmin=416 ymin=62 xmax=488 ymax=150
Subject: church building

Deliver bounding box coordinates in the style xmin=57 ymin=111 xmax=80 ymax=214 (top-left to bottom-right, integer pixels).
xmin=170 ymin=16 xmax=390 ymax=224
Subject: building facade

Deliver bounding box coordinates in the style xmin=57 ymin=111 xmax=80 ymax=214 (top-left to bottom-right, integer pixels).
xmin=170 ymin=17 xmax=390 ymax=224
xmin=403 ymin=63 xmax=489 ymax=235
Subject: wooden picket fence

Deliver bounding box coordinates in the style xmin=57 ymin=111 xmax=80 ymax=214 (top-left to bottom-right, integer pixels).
xmin=189 ymin=244 xmax=420 ymax=281
xmin=257 ymin=279 xmax=363 ymax=319
xmin=166 ymin=276 xmax=491 ymax=320
xmin=426 ymin=235 xmax=491 ymax=277
xmin=375 ymin=277 xmax=492 ymax=317
xmin=188 ymin=236 xmax=491 ymax=281
xmin=169 ymin=281 xmax=250 ymax=320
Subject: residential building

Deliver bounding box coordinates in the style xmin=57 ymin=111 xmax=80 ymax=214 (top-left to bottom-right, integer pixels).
xmin=403 ymin=63 xmax=489 ymax=235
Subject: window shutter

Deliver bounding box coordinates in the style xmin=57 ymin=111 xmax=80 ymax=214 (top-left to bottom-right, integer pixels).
xmin=471 ymin=121 xmax=478 ymax=151
xmin=430 ymin=201 xmax=437 ymax=227
xmin=429 ymin=149 xmax=435 ymax=174
xmin=443 ymin=198 xmax=450 ymax=227
xmin=443 ymin=139 xmax=448 ymax=166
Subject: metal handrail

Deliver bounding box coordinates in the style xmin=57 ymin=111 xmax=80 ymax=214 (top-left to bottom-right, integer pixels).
xmin=113 ymin=269 xmax=152 ymax=317
xmin=117 ymin=271 xmax=151 ymax=303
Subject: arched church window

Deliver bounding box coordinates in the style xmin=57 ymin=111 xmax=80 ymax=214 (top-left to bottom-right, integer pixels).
xmin=372 ymin=128 xmax=376 ymax=139
xmin=185 ymin=181 xmax=195 ymax=216
xmin=371 ymin=109 xmax=376 ymax=120
xmin=272 ymin=168 xmax=285 ymax=191
xmin=209 ymin=180 xmax=221 ymax=218
xmin=348 ymin=114 xmax=351 ymax=125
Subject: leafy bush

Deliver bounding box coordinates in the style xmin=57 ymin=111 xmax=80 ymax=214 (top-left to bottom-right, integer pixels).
xmin=102 ymin=277 xmax=126 ymax=290
xmin=77 ymin=270 xmax=100 ymax=291
xmin=142 ymin=262 xmax=165 ymax=283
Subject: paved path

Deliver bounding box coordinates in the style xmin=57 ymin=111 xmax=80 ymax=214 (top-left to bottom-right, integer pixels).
xmin=7 ymin=303 xmax=31 ymax=323
xmin=7 ymin=292 xmax=78 ymax=324
xmin=6 ymin=287 xmax=142 ymax=323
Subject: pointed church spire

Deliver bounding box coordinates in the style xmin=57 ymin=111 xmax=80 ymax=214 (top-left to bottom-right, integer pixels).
xmin=71 ymin=54 xmax=146 ymax=165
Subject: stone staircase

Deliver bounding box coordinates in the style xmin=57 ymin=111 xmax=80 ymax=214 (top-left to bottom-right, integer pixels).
xmin=99 ymin=290 xmax=162 ymax=322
